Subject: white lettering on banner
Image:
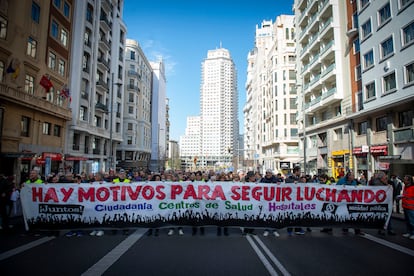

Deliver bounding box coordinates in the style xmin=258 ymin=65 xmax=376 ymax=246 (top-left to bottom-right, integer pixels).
xmin=20 ymin=182 xmax=393 ymax=231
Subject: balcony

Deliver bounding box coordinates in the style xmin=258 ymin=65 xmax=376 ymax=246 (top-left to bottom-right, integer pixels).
xmin=96 ymin=79 xmax=109 ymax=90
xmin=100 ymin=15 xmax=112 ymax=31
xmin=394 ymin=127 xmax=414 ymax=143
xmin=99 ymin=38 xmax=111 ymax=51
xmin=127 ymin=70 xmax=139 ymax=77
xmin=95 ymin=102 xmax=108 ymax=112
xmin=127 ymin=84 xmax=139 ymax=92
xmin=97 ymin=57 xmax=110 ymax=69
xmin=0 ymin=84 xmax=71 ymax=120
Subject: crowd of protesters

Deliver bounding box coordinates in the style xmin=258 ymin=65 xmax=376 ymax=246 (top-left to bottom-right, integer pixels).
xmin=1 ymin=166 xmax=413 ymax=240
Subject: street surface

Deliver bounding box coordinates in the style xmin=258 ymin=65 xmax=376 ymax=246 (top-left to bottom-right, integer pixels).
xmin=0 ymin=215 xmax=413 ymax=276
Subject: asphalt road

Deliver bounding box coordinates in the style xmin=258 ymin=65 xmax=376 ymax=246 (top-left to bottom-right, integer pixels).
xmin=1 ymin=215 xmax=413 ymax=276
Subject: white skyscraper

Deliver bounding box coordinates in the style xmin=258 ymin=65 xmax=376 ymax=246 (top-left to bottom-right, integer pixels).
xmin=200 ymin=47 xmax=238 ymax=170
xmin=150 ymin=59 xmax=167 ymax=172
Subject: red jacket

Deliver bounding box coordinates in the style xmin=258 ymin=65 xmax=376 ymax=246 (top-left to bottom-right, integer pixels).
xmin=402 ymin=185 xmax=414 ymax=210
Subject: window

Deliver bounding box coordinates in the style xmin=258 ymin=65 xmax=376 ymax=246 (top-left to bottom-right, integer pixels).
xmin=51 ymin=20 xmax=59 ymax=39
xmin=402 ymin=21 xmax=414 ymax=47
xmin=58 ymin=59 xmax=65 ymax=76
xmin=289 ymin=98 xmax=296 ymax=109
xmin=404 ymin=62 xmax=414 ymax=85
xmin=53 ymin=0 xmax=61 ymax=8
xmin=365 ymin=81 xmax=375 ymax=99
xmin=360 ymin=0 xmax=370 ymax=10
xmin=398 ymin=110 xmax=414 ymax=127
xmin=128 ymin=106 xmax=133 ymax=114
xmin=380 ymin=36 xmax=394 ymax=60
xmin=60 ymin=28 xmax=68 ymax=47
xmin=363 ymin=49 xmax=374 ymax=69
xmin=289 ymin=70 xmax=295 ymax=80
xmin=378 ymin=2 xmax=391 ymax=26
xmin=80 ymin=106 xmax=87 ymax=121
xmin=383 ymin=71 xmax=396 ymax=94
xmin=353 ymin=38 xmax=360 ymax=54
xmin=376 ymin=116 xmax=387 ymax=131
xmin=399 ymin=0 xmax=413 ymax=10
xmin=63 ymin=2 xmax=70 ymax=18
xmin=358 ymin=121 xmax=368 ymax=135
xmin=0 ymin=61 xmax=4 ymax=82
xmin=48 ymin=52 xmax=56 ymax=69
xmin=86 ymin=4 xmax=93 ymax=23
xmin=53 ymin=125 xmax=61 ymax=137
xmin=334 ymin=128 xmax=343 ymax=141
xmin=31 ymin=2 xmax=40 ymax=23
xmin=82 ymin=53 xmax=89 ymax=71
xmin=94 ymin=116 xmax=102 ymax=127
xmin=43 ymin=122 xmax=51 ymax=135
xmin=25 ymin=74 xmax=35 ymax=94
xmin=130 ymin=51 xmax=135 ymax=60
xmin=361 ymin=19 xmax=372 ymax=40
xmin=128 ymin=123 xmax=133 ymax=131
xmin=26 ymin=37 xmax=37 ymax=58
xmin=84 ymin=28 xmax=91 ymax=46
xmin=127 ymin=136 xmax=133 ymax=145
xmin=21 ymin=116 xmax=31 ymax=137
xmin=355 ymin=65 xmax=362 ymax=81
xmin=0 ymin=15 xmax=7 ymax=39
xmin=81 ymin=79 xmax=88 ymax=98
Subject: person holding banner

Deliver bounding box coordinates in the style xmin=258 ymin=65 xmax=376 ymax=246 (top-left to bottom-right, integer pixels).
xmin=242 ymin=171 xmax=257 ymax=236
xmin=261 ymin=169 xmax=280 ymax=237
xmin=337 ymin=171 xmax=362 ymax=235
xmin=401 ymin=175 xmax=414 ymax=240
xmin=24 ymin=170 xmax=44 ymax=185
xmin=89 ymin=172 xmax=105 ymax=237
xmin=285 ymin=166 xmax=305 ymax=235
xmin=370 ymin=171 xmax=396 ymax=236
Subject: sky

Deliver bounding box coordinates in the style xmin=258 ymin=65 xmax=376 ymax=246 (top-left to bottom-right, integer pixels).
xmin=123 ymin=0 xmax=294 ymax=141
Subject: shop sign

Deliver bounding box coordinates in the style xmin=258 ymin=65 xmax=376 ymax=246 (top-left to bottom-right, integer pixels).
xmin=279 ymin=161 xmax=290 ymax=169
xmin=370 ymin=145 xmax=387 ymax=155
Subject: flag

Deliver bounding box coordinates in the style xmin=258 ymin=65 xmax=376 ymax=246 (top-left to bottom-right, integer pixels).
xmin=6 ymin=58 xmax=20 ymax=79
xmin=6 ymin=60 xmax=15 ymax=74
xmin=40 ymin=75 xmax=53 ymax=92
xmin=60 ymin=85 xmax=70 ymax=98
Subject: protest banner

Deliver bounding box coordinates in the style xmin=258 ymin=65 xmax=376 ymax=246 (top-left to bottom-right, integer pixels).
xmin=20 ymin=182 xmax=393 ymax=231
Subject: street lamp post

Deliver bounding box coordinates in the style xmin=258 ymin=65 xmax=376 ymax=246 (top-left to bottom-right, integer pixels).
xmin=109 ymin=72 xmax=122 ymax=171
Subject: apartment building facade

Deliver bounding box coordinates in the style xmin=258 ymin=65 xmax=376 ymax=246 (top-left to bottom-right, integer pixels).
xmin=295 ymin=0 xmax=352 ymax=178
xmin=0 ymin=0 xmax=73 ymax=183
xmin=118 ymin=38 xmax=152 ymax=170
xmin=349 ymin=0 xmax=414 ymax=178
xmin=66 ymin=0 xmax=126 ymax=174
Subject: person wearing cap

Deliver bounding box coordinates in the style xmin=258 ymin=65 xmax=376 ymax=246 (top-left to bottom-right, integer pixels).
xmin=113 ymin=169 xmax=131 ymax=183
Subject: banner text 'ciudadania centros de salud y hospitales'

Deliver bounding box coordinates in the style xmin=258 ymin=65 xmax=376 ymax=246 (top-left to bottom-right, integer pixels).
xmin=20 ymin=181 xmax=393 ymax=231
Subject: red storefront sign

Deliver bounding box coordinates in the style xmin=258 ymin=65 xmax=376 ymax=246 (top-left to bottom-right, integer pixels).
xmin=370 ymin=145 xmax=388 ymax=155
xmin=65 ymin=155 xmax=88 ymax=161
xmin=36 ymin=152 xmax=63 ymax=165
xmin=42 ymin=152 xmax=63 ymax=161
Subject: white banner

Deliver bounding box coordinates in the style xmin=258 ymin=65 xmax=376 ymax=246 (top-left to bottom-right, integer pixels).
xmin=20 ymin=182 xmax=393 ymax=230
